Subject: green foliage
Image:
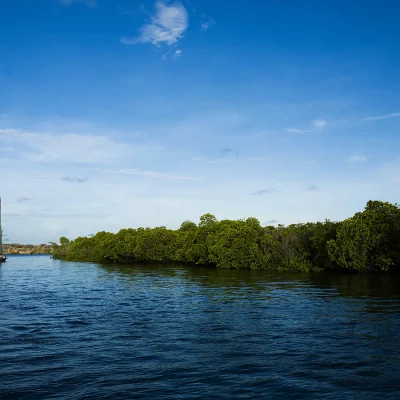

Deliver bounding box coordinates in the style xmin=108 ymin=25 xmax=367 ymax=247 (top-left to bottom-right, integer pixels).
xmin=208 ymin=219 xmax=263 ymax=269
xmin=52 ymin=200 xmax=400 ymax=273
xmin=328 ymin=201 xmax=400 ymax=272
xmin=59 ymin=237 xmax=70 ymax=246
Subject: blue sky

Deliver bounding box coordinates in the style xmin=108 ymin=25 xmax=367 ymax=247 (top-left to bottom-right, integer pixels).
xmin=1 ymin=0 xmax=400 ymax=244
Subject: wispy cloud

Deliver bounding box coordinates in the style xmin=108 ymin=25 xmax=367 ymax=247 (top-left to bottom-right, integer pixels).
xmin=4 ymin=110 xmax=396 ymax=245
xmin=200 ymin=18 xmax=216 ymax=32
xmin=363 ymin=112 xmax=400 ymax=122
xmin=191 ymin=156 xmax=233 ymax=164
xmin=57 ymin=0 xmax=96 ymax=6
xmin=111 ymin=168 xmax=202 ymax=180
xmin=0 ymin=129 xmax=18 ymax=134
xmin=265 ymin=102 xmax=313 ymax=109
xmin=350 ymin=153 xmax=367 ymax=162
xmin=312 ymin=119 xmax=327 ymax=129
xmin=265 ymin=219 xmax=279 ymax=225
xmin=286 ymin=118 xmax=327 ymax=134
xmin=208 ymin=158 xmax=232 ymax=164
xmin=61 ymin=177 xmax=88 ymax=183
xmin=162 ymin=48 xmax=182 ymax=61
xmin=285 ymin=128 xmax=312 ymax=134
xmin=252 ymin=188 xmax=278 ymax=196
xmin=0 ymin=129 xmax=136 ymax=164
xmin=5 ymin=211 xmax=107 ymax=219
xmin=120 ymin=1 xmax=188 ymax=47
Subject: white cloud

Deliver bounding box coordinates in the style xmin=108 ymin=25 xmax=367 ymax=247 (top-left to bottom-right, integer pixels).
xmin=286 ymin=118 xmax=327 ymax=134
xmin=285 ymin=128 xmax=312 ymax=134
xmin=350 ymin=153 xmax=367 ymax=162
xmin=120 ymin=1 xmax=188 ymax=47
xmin=363 ymin=112 xmax=400 ymax=122
xmin=313 ymin=119 xmax=327 ymax=129
xmin=162 ymin=48 xmax=182 ymax=60
xmin=0 ymin=129 xmax=136 ymax=164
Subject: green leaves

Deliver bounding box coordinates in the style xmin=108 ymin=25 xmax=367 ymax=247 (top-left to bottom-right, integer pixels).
xmin=59 ymin=236 xmax=70 ymax=246
xmin=52 ymin=200 xmax=400 ymax=273
xmin=327 ymin=201 xmax=400 ymax=272
xmin=208 ymin=219 xmax=262 ymax=269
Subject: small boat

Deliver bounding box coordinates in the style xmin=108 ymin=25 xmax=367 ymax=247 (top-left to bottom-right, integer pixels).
xmin=0 ymin=198 xmax=6 ymax=263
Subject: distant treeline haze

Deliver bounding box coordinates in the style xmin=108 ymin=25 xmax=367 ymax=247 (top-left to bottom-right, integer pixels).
xmin=52 ymin=200 xmax=400 ymax=273
xmin=4 ymin=244 xmax=53 ymax=255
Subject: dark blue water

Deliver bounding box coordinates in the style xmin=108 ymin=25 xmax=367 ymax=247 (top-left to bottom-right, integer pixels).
xmin=1 ymin=256 xmax=400 ymax=399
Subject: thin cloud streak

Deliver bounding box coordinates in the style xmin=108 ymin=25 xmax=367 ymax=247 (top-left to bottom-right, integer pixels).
xmin=111 ymin=168 xmax=202 ymax=180
xmin=286 ymin=128 xmax=312 ymax=134
xmin=363 ymin=112 xmax=400 ymax=121
xmin=350 ymin=153 xmax=367 ymax=162
xmin=5 ymin=211 xmax=107 ymax=219
xmin=57 ymin=0 xmax=96 ymax=6
xmin=286 ymin=118 xmax=327 ymax=134
xmin=0 ymin=128 xmax=138 ymax=164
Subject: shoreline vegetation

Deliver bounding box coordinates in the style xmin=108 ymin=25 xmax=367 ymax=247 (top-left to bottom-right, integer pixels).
xmin=52 ymin=200 xmax=400 ymax=273
xmin=4 ymin=244 xmax=53 ymax=255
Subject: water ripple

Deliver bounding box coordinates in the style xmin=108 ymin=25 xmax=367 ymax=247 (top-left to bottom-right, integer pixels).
xmin=1 ymin=256 xmax=400 ymax=399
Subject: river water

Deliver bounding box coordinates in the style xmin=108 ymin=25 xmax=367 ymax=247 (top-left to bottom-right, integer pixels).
xmin=1 ymin=255 xmax=400 ymax=399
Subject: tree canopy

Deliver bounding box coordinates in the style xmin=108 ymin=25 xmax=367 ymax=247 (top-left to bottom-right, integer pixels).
xmin=52 ymin=200 xmax=400 ymax=273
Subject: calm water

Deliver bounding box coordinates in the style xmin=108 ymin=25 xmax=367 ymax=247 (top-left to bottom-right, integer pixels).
xmin=1 ymin=256 xmax=400 ymax=399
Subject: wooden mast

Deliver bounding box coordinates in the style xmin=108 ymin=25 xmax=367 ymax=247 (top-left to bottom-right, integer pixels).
xmin=0 ymin=197 xmax=6 ymax=262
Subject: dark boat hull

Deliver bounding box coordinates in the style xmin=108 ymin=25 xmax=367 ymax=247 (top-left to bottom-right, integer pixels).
xmin=0 ymin=255 xmax=6 ymax=263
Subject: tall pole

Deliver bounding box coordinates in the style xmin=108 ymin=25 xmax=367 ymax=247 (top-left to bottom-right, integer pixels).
xmin=0 ymin=197 xmax=3 ymax=255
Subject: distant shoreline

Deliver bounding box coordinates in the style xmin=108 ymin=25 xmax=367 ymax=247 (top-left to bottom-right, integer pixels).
xmin=3 ymin=244 xmax=53 ymax=255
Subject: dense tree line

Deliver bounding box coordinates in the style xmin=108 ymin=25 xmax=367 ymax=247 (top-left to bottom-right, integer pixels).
xmin=52 ymin=200 xmax=400 ymax=273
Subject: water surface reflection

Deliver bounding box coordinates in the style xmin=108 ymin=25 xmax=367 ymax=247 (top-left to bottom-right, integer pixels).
xmin=0 ymin=256 xmax=399 ymax=399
